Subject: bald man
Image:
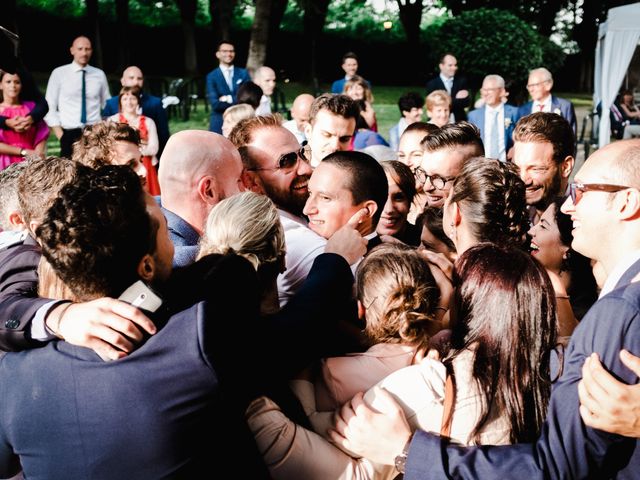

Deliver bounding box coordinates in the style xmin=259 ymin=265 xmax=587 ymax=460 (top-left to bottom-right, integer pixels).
xmin=283 ymin=93 xmax=314 ymax=144
xmin=158 ymin=130 xmax=244 ymax=267
xmin=102 ymin=65 xmax=170 ymax=155
xmin=253 ymin=66 xmax=276 ymax=116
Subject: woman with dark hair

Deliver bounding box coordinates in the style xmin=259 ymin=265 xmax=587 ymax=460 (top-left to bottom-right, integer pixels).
xmin=443 ymin=156 xmax=529 ymax=254
xmin=247 ymin=243 xmax=556 ymax=479
xmin=529 ymin=196 xmax=598 ymax=337
xmin=236 ymin=81 xmax=263 ymax=110
xmin=418 ymin=207 xmax=457 ymax=262
xmin=377 ymin=161 xmax=420 ymax=246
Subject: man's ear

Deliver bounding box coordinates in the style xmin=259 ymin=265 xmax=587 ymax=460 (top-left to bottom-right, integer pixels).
xmin=357 ymin=299 xmax=366 ymax=320
xmin=451 ymin=201 xmax=462 ymax=226
xmin=618 ymin=188 xmax=640 ymax=221
xmin=362 ymin=200 xmax=378 ymax=219
xmin=241 ymin=169 xmax=265 ymax=194
xmin=304 ymin=122 xmax=313 ymax=140
xmin=197 ymin=176 xmax=220 ymax=206
xmin=8 ymin=211 xmax=24 ymax=229
xmin=137 ymin=254 xmax=155 ymax=282
xmin=560 ymin=155 xmax=574 ymax=179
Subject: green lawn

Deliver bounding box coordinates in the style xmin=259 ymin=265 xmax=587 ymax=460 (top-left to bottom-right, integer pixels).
xmin=45 ymin=83 xmax=594 ymax=155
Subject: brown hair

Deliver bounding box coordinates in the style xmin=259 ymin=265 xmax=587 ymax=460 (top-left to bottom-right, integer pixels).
xmin=513 ymin=112 xmax=575 ymax=164
xmin=381 ymin=160 xmax=416 ymax=205
xmin=71 ymin=121 xmax=140 ymax=168
xmin=357 ymin=243 xmax=440 ymax=346
xmin=309 ymin=93 xmax=360 ymax=125
xmin=421 ymin=121 xmax=484 ymax=156
xmin=343 ymin=75 xmax=373 ymax=104
xmin=228 ymin=114 xmax=284 ymax=169
xmin=118 ymin=85 xmax=141 ymax=110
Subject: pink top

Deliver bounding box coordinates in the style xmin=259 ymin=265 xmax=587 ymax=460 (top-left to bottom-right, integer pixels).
xmin=0 ymin=101 xmax=50 ymax=170
xmin=315 ymin=343 xmax=418 ymax=410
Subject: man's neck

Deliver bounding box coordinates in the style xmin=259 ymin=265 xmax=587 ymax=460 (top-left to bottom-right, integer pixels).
xmin=535 ymin=94 xmax=551 ymax=104
xmin=73 ymin=60 xmax=89 ymax=69
xmin=486 ymin=102 xmax=502 ymax=110
xmin=220 ymin=62 xmax=233 ymax=69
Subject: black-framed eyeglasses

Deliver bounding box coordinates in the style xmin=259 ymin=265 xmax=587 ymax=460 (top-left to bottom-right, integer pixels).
xmin=414 ymin=167 xmax=455 ymax=190
xmin=569 ymin=182 xmax=631 ymax=205
xmin=247 ymin=141 xmax=310 ymax=172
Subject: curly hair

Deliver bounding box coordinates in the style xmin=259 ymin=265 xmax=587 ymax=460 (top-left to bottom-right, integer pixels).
xmin=71 ymin=121 xmax=140 ymax=168
xmin=197 ymin=192 xmax=285 ymax=273
xmin=356 ymin=243 xmax=440 ymax=347
xmin=36 ymin=165 xmax=152 ymax=300
xmin=450 ymin=157 xmax=529 ymax=249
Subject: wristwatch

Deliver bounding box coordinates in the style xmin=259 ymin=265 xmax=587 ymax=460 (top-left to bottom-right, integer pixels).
xmin=19 ymin=148 xmax=27 ymax=157
xmin=394 ymin=434 xmax=414 ymax=474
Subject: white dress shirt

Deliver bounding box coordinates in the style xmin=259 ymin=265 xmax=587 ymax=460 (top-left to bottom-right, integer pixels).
xmin=44 ymin=61 xmax=110 ymax=129
xmin=533 ymin=95 xmax=552 ymax=114
xmin=483 ymin=104 xmax=506 ymax=162
xmin=255 ymin=95 xmax=272 ymax=116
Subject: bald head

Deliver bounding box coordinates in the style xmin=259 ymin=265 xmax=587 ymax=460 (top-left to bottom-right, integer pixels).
xmin=253 ymin=66 xmax=276 ymax=96
xmin=121 ymin=66 xmax=144 ymax=89
xmin=291 ymin=94 xmax=314 ymax=131
xmin=159 ymin=130 xmax=244 ymax=234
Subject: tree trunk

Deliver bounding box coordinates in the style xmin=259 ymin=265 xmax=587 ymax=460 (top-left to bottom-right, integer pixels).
xmin=396 ymin=0 xmax=424 ymax=48
xmin=209 ymin=0 xmax=237 ymax=47
xmin=175 ymin=0 xmax=198 ymax=75
xmin=246 ymin=0 xmax=272 ymax=74
xmin=267 ymin=0 xmax=288 ymax=65
xmin=85 ymin=0 xmax=103 ymax=69
xmin=301 ymin=0 xmax=330 ymax=90
xmin=115 ymin=0 xmax=130 ymax=71
xmin=3 ymin=0 xmax=18 ymax=34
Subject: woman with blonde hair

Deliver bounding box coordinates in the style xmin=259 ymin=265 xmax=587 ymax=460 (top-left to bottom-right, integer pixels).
xmin=222 ymin=103 xmax=255 ymax=138
xmin=425 ymin=89 xmax=451 ymax=128
xmin=344 ymin=75 xmax=377 ymax=131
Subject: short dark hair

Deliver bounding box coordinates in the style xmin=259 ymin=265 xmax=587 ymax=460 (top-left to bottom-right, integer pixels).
xmin=398 ymin=92 xmax=424 ymax=115
xmin=513 ymin=112 xmax=575 ymax=164
xmin=381 ymin=160 xmax=416 ymax=204
xmin=36 ymin=166 xmax=153 ymax=300
xmin=421 ymin=121 xmax=484 ymax=156
xmin=439 ymin=52 xmax=456 ymax=63
xmin=322 ymin=151 xmax=388 ymax=225
xmin=419 ymin=207 xmax=455 ymax=253
xmin=449 ymin=157 xmax=529 ymax=249
xmin=217 ymin=40 xmax=235 ymax=50
xmin=237 ymin=81 xmax=263 ymax=109
xmin=342 ymin=51 xmax=358 ymax=63
xmin=18 ymin=156 xmax=80 ymax=227
xmin=309 ymin=93 xmax=360 ymax=125
xmin=72 ymin=121 xmax=140 ymax=168
xmin=403 ymin=121 xmax=439 ymax=138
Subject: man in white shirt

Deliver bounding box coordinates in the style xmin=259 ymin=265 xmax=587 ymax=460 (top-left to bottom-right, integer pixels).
xmin=467 ymin=74 xmax=519 ymax=162
xmin=44 ymin=36 xmax=110 ymax=158
xmin=253 ymin=66 xmax=276 ymax=116
xmin=282 ymin=93 xmax=314 ymax=144
xmin=517 ymin=67 xmax=576 ymax=134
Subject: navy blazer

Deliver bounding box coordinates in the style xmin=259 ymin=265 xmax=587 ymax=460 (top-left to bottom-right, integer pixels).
xmin=517 ymin=95 xmax=577 ymax=134
xmin=426 ymin=75 xmax=470 ymax=122
xmin=160 ymin=205 xmax=200 ymax=268
xmin=405 ymin=258 xmax=640 ymax=479
xmin=102 ymin=92 xmax=170 ymax=156
xmin=205 ymin=66 xmax=250 ymax=134
xmin=467 ymin=104 xmax=519 ymax=156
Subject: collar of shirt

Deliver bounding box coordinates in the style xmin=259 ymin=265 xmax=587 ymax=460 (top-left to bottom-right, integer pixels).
xmin=439 ymin=73 xmax=453 ymax=85
xmin=486 ymin=104 xmax=503 ymax=114
xmin=72 ymin=61 xmax=88 ymax=72
xmin=278 ymin=208 xmax=308 ymax=227
xmin=535 ymin=95 xmax=552 ymax=111
xmin=600 ymin=249 xmax=640 ymax=298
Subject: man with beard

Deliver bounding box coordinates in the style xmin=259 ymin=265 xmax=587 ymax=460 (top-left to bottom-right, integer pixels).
xmin=230 ymin=115 xmax=355 ymax=306
xmin=512 ymin=112 xmax=575 ymax=225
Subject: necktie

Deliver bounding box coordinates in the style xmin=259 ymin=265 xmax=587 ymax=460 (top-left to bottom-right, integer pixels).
xmin=80 ymin=69 xmax=87 ymax=124
xmin=489 ymin=109 xmax=500 ymax=159
xmin=445 ymin=78 xmax=453 ymax=94
xmin=537 ymin=103 xmax=544 ymax=112
xmin=225 ymin=68 xmax=233 ymax=91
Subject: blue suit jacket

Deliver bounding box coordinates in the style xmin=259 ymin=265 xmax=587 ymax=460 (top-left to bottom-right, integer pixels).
xmin=467 ymin=104 xmax=519 ymax=156
xmin=160 ymin=205 xmax=201 ymax=268
xmin=517 ymin=95 xmax=577 ymax=134
xmin=102 ymin=92 xmax=170 ymax=156
xmin=405 ymin=258 xmax=640 ymax=479
xmin=206 ymin=66 xmax=251 ymax=134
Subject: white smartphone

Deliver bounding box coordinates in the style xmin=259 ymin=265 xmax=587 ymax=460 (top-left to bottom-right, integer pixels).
xmin=118 ymin=280 xmax=163 ymax=312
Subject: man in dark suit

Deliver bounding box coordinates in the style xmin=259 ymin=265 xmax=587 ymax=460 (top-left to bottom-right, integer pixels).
xmin=467 ymin=74 xmax=518 ymax=162
xmin=331 ymin=52 xmax=369 ymax=94
xmin=517 ymin=67 xmax=577 ymax=134
xmin=330 ymin=139 xmax=640 ymax=480
xmin=426 ymin=53 xmax=469 ymax=122
xmin=102 ymin=65 xmax=170 ymax=156
xmin=206 ymin=40 xmax=251 ymax=134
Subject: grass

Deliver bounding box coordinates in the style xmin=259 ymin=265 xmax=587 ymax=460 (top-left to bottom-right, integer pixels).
xmin=45 ymin=83 xmax=594 ymax=154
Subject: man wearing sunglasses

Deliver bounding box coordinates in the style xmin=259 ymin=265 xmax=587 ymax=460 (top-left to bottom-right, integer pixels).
xmin=512 ymin=112 xmax=575 ymax=225
xmin=331 ymin=139 xmax=640 ymax=480
xmin=416 ymin=122 xmax=484 ymax=208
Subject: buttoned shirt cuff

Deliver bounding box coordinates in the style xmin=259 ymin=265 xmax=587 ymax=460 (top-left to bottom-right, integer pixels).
xmin=30 ymin=300 xmax=66 ymax=341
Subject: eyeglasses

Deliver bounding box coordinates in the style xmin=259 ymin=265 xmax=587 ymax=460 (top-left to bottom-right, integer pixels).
xmin=247 ymin=142 xmax=311 ymax=172
xmin=414 ymin=167 xmax=455 ymax=190
xmin=568 ymin=182 xmax=631 ymax=205
xmin=526 ymin=80 xmax=550 ymax=89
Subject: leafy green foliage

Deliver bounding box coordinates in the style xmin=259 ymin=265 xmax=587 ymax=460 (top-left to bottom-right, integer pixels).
xmin=426 ymin=8 xmax=565 ymax=82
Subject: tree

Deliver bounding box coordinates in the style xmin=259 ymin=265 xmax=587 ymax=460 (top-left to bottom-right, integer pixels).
xmin=209 ymin=0 xmax=237 ymax=46
xmin=246 ymin=0 xmax=272 ymax=72
xmin=396 ymin=0 xmax=424 ymax=48
xmin=174 ymin=0 xmax=198 ymax=75
xmin=299 ymin=0 xmax=330 ymax=89
xmin=115 ymin=0 xmax=130 ymax=71
xmin=85 ymin=0 xmax=103 ymax=68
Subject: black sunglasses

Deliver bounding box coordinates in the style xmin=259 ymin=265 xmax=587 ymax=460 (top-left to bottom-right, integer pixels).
xmin=247 ymin=141 xmax=310 ymax=172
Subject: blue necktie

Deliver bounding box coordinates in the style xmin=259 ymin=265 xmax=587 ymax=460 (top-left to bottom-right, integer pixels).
xmin=80 ymin=69 xmax=87 ymax=125
xmin=489 ymin=109 xmax=500 ymax=159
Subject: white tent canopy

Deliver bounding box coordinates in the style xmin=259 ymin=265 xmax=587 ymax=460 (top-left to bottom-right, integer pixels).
xmin=594 ymin=2 xmax=640 ymax=147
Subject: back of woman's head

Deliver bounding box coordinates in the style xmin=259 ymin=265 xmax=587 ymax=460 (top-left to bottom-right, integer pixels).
xmin=447 ymin=243 xmax=556 ymax=443
xmin=356 ymin=244 xmax=440 ymax=347
xmin=552 ymin=196 xmax=598 ymax=319
xmin=450 ymin=157 xmax=529 ymax=249
xmin=198 ymin=192 xmax=285 ymax=272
